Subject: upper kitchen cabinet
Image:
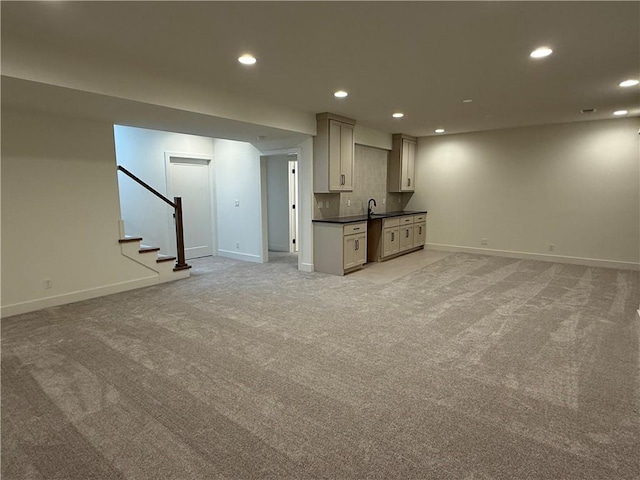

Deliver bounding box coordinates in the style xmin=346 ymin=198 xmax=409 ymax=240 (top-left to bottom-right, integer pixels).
xmin=314 ymin=112 xmax=356 ymax=193
xmin=388 ymin=133 xmax=416 ymax=192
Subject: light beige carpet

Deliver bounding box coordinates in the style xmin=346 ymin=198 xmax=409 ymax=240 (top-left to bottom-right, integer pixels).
xmin=2 ymin=253 xmax=639 ymax=479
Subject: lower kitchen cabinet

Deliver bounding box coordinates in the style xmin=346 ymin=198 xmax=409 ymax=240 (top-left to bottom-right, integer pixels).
xmin=399 ymin=224 xmax=414 ymax=252
xmin=367 ymin=212 xmax=427 ymax=262
xmin=314 ymin=221 xmax=367 ymax=275
xmin=344 ymin=232 xmax=367 ymax=270
xmin=381 ymin=217 xmax=400 ymax=258
xmin=382 ymin=226 xmax=399 ymax=257
xmin=414 ymin=222 xmax=426 ymax=247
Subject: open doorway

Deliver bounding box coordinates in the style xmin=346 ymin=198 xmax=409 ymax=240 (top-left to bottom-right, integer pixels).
xmin=261 ymin=152 xmax=299 ymax=264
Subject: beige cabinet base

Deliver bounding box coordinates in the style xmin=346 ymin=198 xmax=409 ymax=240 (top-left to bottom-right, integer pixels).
xmin=367 ymin=214 xmax=426 ymax=263
xmin=314 ymin=222 xmax=367 ymax=275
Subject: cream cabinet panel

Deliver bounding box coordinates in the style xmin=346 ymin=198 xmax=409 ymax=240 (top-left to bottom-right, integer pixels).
xmin=388 ymin=133 xmax=417 ymax=192
xmin=344 ymin=232 xmax=367 ymax=270
xmin=413 ymin=222 xmax=426 ymax=247
xmin=314 ymin=113 xmax=356 ymax=193
xmin=399 ymin=225 xmax=414 ymax=251
xmin=340 ymin=122 xmax=354 ymax=189
xmin=382 ymin=227 xmax=399 ymax=258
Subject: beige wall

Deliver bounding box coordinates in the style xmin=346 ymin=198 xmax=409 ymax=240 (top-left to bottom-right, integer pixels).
xmin=1 ymin=108 xmax=155 ymax=316
xmin=407 ymin=118 xmax=640 ymax=268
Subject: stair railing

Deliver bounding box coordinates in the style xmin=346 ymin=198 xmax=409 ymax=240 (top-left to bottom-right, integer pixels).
xmin=117 ymin=165 xmax=190 ymax=271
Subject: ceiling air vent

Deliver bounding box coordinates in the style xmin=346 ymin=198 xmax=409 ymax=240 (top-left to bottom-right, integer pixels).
xmin=581 ymin=108 xmax=597 ymax=114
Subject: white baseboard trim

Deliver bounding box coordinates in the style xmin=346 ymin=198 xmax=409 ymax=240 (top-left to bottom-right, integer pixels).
xmin=425 ymin=243 xmax=640 ymax=271
xmin=1 ymin=276 xmax=159 ymax=318
xmin=299 ymin=262 xmax=314 ymax=273
xmin=218 ymin=249 xmax=262 ymax=263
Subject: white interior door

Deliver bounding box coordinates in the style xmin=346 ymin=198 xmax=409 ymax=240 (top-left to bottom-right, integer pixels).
xmin=168 ymin=157 xmax=213 ymax=259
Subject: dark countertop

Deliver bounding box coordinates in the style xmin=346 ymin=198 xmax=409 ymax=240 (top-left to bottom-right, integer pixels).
xmin=313 ymin=210 xmax=427 ymax=224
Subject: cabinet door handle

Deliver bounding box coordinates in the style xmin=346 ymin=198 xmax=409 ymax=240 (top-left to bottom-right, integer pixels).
xmin=419 ymin=226 xmax=422 ymax=235
xmin=408 ymin=178 xmax=411 ymax=187
xmin=391 ymin=232 xmax=394 ymax=241
xmin=340 ymin=174 xmax=345 ymax=185
xmin=406 ymin=229 xmax=410 ymax=238
xmin=355 ymin=239 xmax=359 ymax=250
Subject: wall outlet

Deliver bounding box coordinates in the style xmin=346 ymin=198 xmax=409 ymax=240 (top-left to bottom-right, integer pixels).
xmin=347 ymin=199 xmax=351 ymax=207
xmin=236 ymin=242 xmax=240 ymax=249
xmin=549 ymin=243 xmax=555 ymax=252
xmin=325 ymin=201 xmax=330 ymax=208
xmin=481 ymin=238 xmax=488 ymax=246
xmin=382 ymin=197 xmax=386 ymax=205
xmin=43 ymin=278 xmax=52 ymax=289
xmin=234 ymin=200 xmax=240 ymax=207
xmin=317 ymin=202 xmax=323 ymax=209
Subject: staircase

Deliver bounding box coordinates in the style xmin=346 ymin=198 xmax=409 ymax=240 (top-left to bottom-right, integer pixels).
xmin=119 ymin=236 xmax=191 ymax=282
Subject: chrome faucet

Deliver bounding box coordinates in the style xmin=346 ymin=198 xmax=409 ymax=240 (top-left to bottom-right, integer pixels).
xmin=367 ymin=198 xmax=377 ymax=218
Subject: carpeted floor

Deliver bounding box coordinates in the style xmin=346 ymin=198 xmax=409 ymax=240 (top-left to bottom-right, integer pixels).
xmin=2 ymin=252 xmax=639 ymax=479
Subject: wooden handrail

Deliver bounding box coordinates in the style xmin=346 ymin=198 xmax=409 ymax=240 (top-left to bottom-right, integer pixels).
xmin=117 ymin=165 xmax=175 ymax=208
xmin=117 ymin=165 xmax=190 ymax=271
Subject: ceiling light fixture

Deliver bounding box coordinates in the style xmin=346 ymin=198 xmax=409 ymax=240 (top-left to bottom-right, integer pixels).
xmin=613 ymin=110 xmax=628 ymax=116
xmin=435 ymin=128 xmax=445 ymax=134
xmin=619 ymin=79 xmax=639 ymax=87
xmin=530 ymin=47 xmax=553 ymax=58
xmin=238 ymin=54 xmax=257 ymax=65
xmin=334 ymin=90 xmax=348 ymax=98
xmin=392 ymin=112 xmax=404 ymax=118
xmin=462 ymin=99 xmax=473 ymax=103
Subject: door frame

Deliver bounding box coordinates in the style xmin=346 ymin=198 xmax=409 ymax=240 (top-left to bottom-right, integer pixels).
xmin=259 ymin=147 xmax=301 ymax=265
xmin=164 ymin=152 xmax=217 ymax=258
xmin=288 ymin=159 xmax=299 ymax=253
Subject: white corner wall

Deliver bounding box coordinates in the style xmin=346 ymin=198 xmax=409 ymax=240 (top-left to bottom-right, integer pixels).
xmin=407 ymin=118 xmax=640 ymax=269
xmin=1 ymin=109 xmax=156 ymax=317
xmin=114 ymin=125 xmax=216 ymax=254
xmin=294 ymin=137 xmax=315 ymax=272
xmin=213 ymin=139 xmax=264 ymax=262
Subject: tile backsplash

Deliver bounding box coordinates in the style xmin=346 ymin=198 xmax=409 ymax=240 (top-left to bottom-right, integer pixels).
xmin=313 ymin=144 xmax=413 ymax=219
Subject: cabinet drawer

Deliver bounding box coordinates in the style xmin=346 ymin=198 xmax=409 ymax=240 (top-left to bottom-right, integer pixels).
xmin=413 ymin=214 xmax=426 ymax=223
xmin=382 ymin=217 xmax=400 ymax=228
xmin=344 ymin=222 xmax=367 ymax=236
xmin=400 ymin=215 xmax=414 ymax=225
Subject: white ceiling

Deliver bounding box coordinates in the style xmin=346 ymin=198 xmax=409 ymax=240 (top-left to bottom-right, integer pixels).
xmin=2 ymin=1 xmax=639 ymax=137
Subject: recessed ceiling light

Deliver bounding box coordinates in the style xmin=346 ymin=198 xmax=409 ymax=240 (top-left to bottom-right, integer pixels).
xmin=238 ymin=54 xmax=257 ymax=65
xmin=334 ymin=90 xmax=348 ymax=98
xmin=619 ymin=79 xmax=639 ymax=88
xmin=435 ymin=128 xmax=445 ymax=134
xmin=392 ymin=112 xmax=404 ymax=118
xmin=530 ymin=47 xmax=553 ymax=58
xmin=462 ymin=99 xmax=473 ymax=103
xmin=613 ymin=110 xmax=628 ymax=116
